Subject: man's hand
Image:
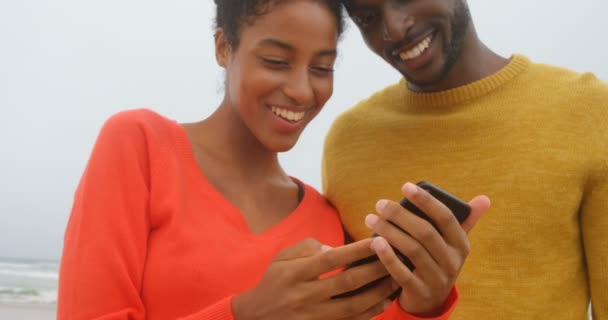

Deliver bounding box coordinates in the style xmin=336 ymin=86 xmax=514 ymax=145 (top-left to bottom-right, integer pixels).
xmin=365 ymin=182 xmax=491 ymax=316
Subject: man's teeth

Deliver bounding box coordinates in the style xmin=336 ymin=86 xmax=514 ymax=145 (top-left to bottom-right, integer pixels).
xmin=271 ymin=106 xmax=305 ymax=122
xmin=399 ymin=35 xmax=432 ymax=61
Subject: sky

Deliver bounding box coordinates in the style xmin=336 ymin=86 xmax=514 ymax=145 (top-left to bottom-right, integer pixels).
xmin=1 ymin=0 xmax=607 ymax=261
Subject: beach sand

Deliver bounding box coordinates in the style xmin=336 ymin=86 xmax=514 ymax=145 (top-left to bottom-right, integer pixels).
xmin=0 ymin=303 xmax=56 ymax=320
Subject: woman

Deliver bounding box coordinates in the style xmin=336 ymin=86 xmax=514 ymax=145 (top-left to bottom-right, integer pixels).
xmin=57 ymin=0 xmax=488 ymax=319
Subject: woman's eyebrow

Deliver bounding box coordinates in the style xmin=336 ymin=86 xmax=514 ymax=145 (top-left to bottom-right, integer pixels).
xmin=258 ymin=38 xmax=294 ymax=51
xmin=258 ymin=38 xmax=337 ymax=57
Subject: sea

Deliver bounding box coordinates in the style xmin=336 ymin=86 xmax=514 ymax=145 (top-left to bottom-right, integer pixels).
xmin=0 ymin=257 xmax=58 ymax=305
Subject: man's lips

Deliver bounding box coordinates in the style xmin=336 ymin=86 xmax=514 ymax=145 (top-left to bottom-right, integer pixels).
xmin=389 ymin=28 xmax=436 ymax=59
xmin=397 ymin=34 xmax=433 ymax=61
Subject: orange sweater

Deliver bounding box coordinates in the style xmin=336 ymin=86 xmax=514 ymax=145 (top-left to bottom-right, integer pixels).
xmin=57 ymin=109 xmax=457 ymax=320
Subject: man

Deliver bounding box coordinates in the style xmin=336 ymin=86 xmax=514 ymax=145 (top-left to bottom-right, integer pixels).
xmin=322 ymin=0 xmax=607 ymax=319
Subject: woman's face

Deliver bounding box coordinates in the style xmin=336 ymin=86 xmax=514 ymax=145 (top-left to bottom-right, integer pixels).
xmin=217 ymin=0 xmax=338 ymax=152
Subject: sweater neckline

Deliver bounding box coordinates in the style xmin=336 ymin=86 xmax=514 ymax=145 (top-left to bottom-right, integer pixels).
xmin=400 ymin=54 xmax=530 ymax=111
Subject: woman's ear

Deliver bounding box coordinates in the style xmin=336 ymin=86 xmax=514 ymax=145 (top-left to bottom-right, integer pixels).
xmin=214 ymin=29 xmax=230 ymax=67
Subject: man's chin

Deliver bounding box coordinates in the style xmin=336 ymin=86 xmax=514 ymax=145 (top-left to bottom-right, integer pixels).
xmin=403 ymin=73 xmax=445 ymax=91
xmin=394 ymin=61 xmax=440 ymax=87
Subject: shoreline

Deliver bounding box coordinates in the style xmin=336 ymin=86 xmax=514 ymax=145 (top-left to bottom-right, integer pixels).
xmin=0 ymin=303 xmax=56 ymax=320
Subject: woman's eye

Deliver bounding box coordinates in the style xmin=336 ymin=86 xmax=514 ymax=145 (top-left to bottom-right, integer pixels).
xmin=262 ymin=58 xmax=289 ymax=68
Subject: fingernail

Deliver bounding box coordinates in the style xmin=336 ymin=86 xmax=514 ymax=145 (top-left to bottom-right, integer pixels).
xmin=376 ymin=199 xmax=388 ymax=213
xmin=365 ymin=214 xmax=379 ymax=228
xmin=371 ymin=237 xmax=388 ymax=252
xmin=404 ymin=182 xmax=417 ymax=195
xmin=320 ymin=245 xmax=332 ymax=252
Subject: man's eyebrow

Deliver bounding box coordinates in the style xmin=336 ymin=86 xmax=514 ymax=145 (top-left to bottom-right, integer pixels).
xmin=258 ymin=38 xmax=337 ymax=57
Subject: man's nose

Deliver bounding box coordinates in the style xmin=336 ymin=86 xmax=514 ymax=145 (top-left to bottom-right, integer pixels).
xmin=382 ymin=3 xmax=415 ymax=41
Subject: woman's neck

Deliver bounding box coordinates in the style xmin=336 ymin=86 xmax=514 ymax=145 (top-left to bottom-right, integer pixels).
xmin=188 ymin=104 xmax=287 ymax=183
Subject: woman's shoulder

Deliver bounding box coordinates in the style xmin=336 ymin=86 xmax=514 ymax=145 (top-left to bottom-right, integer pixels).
xmin=97 ymin=108 xmax=182 ymax=144
xmin=89 ymin=108 xmax=186 ymax=164
xmin=102 ymin=108 xmax=175 ymax=132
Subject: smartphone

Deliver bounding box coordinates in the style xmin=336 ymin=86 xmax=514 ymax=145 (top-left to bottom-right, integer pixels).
xmin=332 ymin=181 xmax=470 ymax=299
xmin=400 ymin=181 xmax=470 ymax=233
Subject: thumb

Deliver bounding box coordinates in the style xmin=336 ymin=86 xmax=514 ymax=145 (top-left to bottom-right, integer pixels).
xmin=461 ymin=195 xmax=491 ymax=233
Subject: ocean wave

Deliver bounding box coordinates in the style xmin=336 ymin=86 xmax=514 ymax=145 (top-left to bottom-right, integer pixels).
xmin=0 ymin=258 xmax=59 ymax=305
xmin=0 ymin=262 xmax=31 ymax=269
xmin=0 ymin=260 xmax=58 ymax=270
xmin=0 ymin=259 xmax=59 ymax=280
xmin=0 ymin=286 xmax=57 ymax=304
xmin=0 ymin=269 xmax=58 ymax=279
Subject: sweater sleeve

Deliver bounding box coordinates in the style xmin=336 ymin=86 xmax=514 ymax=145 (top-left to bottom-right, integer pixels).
xmin=373 ymin=286 xmax=459 ymax=320
xmin=57 ymin=111 xmax=152 ymax=319
xmin=57 ymin=111 xmax=237 ymax=320
xmin=582 ymin=157 xmax=608 ymax=319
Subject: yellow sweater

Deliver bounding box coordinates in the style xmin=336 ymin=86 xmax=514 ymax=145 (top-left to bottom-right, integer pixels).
xmin=322 ymin=55 xmax=607 ymax=319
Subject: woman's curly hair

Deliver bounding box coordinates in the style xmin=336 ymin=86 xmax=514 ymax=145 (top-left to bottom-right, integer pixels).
xmin=214 ymin=0 xmax=345 ymax=49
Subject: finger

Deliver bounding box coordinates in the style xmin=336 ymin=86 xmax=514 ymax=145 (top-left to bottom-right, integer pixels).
xmin=319 ymin=259 xmax=388 ymax=298
xmin=370 ymin=199 xmax=449 ymax=269
xmin=370 ymin=211 xmax=466 ymax=289
xmin=400 ymin=182 xmax=469 ymax=248
xmin=461 ymin=195 xmax=491 ymax=233
xmin=370 ymin=237 xmax=417 ymax=286
xmin=299 ymin=238 xmax=376 ymax=279
xmin=372 ymin=236 xmax=454 ymax=316
xmin=372 ymin=198 xmax=435 ymax=237
xmin=274 ymin=238 xmax=328 ymax=262
xmin=326 ymin=277 xmax=396 ymax=318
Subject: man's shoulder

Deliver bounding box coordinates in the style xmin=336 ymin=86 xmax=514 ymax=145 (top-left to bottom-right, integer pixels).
xmin=354 ymin=79 xmax=406 ymax=109
xmin=331 ymin=80 xmax=404 ymax=129
xmin=527 ymin=60 xmax=608 ymax=94
xmin=527 ymin=60 xmax=608 ymax=139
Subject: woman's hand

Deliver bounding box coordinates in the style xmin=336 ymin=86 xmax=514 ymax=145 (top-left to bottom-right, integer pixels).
xmin=232 ymin=238 xmax=397 ymax=320
xmin=365 ymin=182 xmax=491 ymax=316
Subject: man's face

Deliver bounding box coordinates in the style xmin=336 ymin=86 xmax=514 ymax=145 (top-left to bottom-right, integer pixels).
xmin=344 ymin=0 xmax=471 ymax=89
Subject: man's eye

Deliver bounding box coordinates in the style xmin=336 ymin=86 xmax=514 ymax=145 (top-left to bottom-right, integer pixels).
xmin=311 ymin=66 xmax=335 ymax=76
xmin=354 ymin=11 xmax=379 ymax=28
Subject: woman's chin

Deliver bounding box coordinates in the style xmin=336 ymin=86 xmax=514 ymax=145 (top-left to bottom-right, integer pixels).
xmin=265 ymin=136 xmax=300 ymax=153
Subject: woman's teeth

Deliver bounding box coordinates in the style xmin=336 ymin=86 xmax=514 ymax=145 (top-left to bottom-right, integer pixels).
xmin=271 ymin=106 xmax=305 ymax=122
xmin=399 ymin=35 xmax=432 ymax=61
